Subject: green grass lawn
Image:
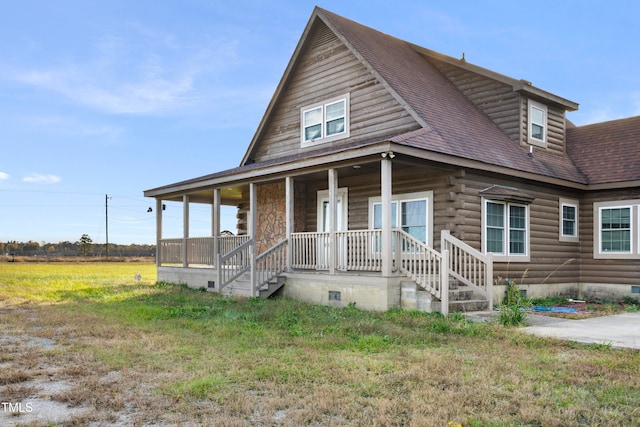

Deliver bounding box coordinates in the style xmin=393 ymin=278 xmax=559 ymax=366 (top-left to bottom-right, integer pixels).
xmin=1 ymin=262 xmax=639 ymax=426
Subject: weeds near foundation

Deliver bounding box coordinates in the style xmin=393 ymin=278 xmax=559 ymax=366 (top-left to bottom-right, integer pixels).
xmin=498 ymin=277 xmax=531 ymax=326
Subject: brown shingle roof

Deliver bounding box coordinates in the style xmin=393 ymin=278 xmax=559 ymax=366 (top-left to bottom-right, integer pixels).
xmin=567 ymin=116 xmax=640 ymax=185
xmin=317 ymin=9 xmax=588 ymax=184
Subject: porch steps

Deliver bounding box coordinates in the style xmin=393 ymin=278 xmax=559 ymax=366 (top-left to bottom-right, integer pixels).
xmin=401 ymin=279 xmax=489 ymax=313
xmin=216 ymin=272 xmax=285 ymax=299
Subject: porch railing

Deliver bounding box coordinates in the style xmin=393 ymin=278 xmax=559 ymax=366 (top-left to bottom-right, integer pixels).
xmin=291 ymin=232 xmax=329 ymax=270
xmin=441 ymin=230 xmax=493 ymax=310
xmin=186 ymin=237 xmax=216 ymax=265
xmin=337 ymin=230 xmax=382 ymax=271
xmin=255 ymin=239 xmax=288 ymax=294
xmin=291 ymin=230 xmax=383 ymax=271
xmin=159 ymin=238 xmax=183 ymax=264
xmin=159 ymin=235 xmax=250 ymax=267
xmin=395 ymin=229 xmax=449 ymax=315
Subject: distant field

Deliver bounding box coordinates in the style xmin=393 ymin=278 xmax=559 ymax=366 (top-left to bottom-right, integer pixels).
xmin=1 ymin=263 xmax=639 ymax=426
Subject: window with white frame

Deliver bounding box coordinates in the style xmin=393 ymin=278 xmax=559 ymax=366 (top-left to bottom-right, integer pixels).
xmin=528 ymin=99 xmax=547 ymax=147
xmin=559 ymin=198 xmax=579 ymax=242
xmin=301 ymin=94 xmax=350 ymax=146
xmin=483 ymin=199 xmax=530 ymax=261
xmin=369 ymin=191 xmax=433 ymax=246
xmin=593 ymin=200 xmax=640 ymax=259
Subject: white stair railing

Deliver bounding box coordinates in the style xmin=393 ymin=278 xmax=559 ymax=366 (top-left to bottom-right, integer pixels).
xmin=217 ymin=239 xmax=253 ymax=291
xmin=395 ymin=230 xmax=449 ymax=316
xmin=255 ymin=239 xmax=288 ymax=294
xmin=441 ymin=230 xmax=493 ymax=311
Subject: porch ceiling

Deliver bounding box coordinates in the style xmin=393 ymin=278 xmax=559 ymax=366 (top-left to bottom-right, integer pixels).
xmin=162 ymin=186 xmax=245 ymax=205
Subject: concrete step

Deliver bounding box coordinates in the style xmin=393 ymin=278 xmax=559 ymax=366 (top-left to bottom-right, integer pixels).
xmin=449 ymin=288 xmax=474 ymax=301
xmin=449 ymin=299 xmax=490 ymax=313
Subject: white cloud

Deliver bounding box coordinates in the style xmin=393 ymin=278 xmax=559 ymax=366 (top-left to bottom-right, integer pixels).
xmin=0 ymin=172 xmax=9 ymax=180
xmin=23 ymin=173 xmax=61 ymax=184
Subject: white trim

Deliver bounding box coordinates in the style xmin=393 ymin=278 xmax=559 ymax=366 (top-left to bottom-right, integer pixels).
xmin=482 ymin=198 xmax=530 ymax=263
xmin=527 ymin=99 xmax=547 ymax=148
xmin=594 ymin=200 xmax=638 ymax=259
xmin=317 ymin=188 xmax=348 ymax=232
xmin=369 ymin=190 xmax=434 ymax=247
xmin=559 ymin=198 xmax=579 ymax=243
xmin=301 ymin=93 xmax=350 ymax=147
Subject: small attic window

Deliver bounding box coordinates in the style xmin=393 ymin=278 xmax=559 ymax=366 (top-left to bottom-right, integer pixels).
xmin=301 ymin=93 xmax=350 ymax=147
xmin=528 ymin=99 xmax=547 ymax=148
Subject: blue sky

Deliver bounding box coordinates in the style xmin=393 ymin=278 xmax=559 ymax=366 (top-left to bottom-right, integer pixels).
xmin=1 ymin=1 xmax=638 ymax=245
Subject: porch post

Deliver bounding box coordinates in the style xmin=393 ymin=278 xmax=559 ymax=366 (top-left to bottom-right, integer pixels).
xmin=182 ymin=195 xmax=189 ymax=268
xmin=249 ymin=183 xmax=257 ymax=296
xmin=155 ymin=198 xmax=162 ymax=267
xmin=285 ymin=176 xmax=293 ymax=271
xmin=213 ymin=189 xmax=220 ymax=268
xmin=328 ymin=168 xmax=338 ymax=274
xmin=381 ymin=156 xmax=393 ymax=276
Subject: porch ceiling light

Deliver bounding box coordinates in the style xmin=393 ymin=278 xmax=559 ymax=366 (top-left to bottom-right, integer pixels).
xmin=381 ymin=151 xmax=395 ymax=159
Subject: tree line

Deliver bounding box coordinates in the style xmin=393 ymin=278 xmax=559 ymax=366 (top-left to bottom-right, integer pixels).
xmin=1 ymin=235 xmax=155 ymax=258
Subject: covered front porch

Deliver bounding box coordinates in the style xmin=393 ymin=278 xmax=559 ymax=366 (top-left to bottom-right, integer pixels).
xmin=147 ymin=152 xmax=493 ymax=314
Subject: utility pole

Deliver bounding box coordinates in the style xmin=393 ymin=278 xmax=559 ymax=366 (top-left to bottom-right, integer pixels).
xmin=105 ymin=194 xmax=110 ymax=261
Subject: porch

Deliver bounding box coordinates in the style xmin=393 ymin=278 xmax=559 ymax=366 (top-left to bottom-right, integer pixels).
xmin=156 ymin=229 xmax=493 ymax=315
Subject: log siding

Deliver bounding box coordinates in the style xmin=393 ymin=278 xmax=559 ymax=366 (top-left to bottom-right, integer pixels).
xmin=251 ymin=22 xmax=419 ymax=162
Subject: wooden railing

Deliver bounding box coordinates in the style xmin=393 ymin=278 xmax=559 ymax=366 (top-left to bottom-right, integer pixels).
xmin=291 ymin=231 xmax=383 ymax=271
xmin=255 ymin=239 xmax=288 ymax=294
xmin=159 ymin=238 xmax=183 ymax=264
xmin=291 ymin=232 xmax=328 ymax=270
xmin=219 ymin=235 xmax=251 ymax=255
xmin=217 ymin=239 xmax=253 ymax=291
xmin=159 ymin=235 xmax=250 ymax=267
xmin=395 ymin=230 xmax=449 ymax=315
xmin=186 ymin=237 xmax=215 ymax=265
xmin=336 ymin=230 xmax=382 ymax=271
xmin=441 ymin=230 xmax=493 ymax=310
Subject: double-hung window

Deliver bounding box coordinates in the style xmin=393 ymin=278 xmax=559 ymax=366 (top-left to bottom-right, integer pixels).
xmin=594 ymin=200 xmax=640 ymax=259
xmin=301 ymin=94 xmax=350 ymax=146
xmin=559 ymin=198 xmax=579 ymax=242
xmin=528 ymin=99 xmax=547 ymax=148
xmin=483 ymin=200 xmax=530 ymax=261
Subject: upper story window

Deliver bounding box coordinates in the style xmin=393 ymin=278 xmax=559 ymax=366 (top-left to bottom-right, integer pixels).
xmin=528 ymin=99 xmax=547 ymax=148
xmin=301 ymin=94 xmax=350 ymax=147
xmin=559 ymin=198 xmax=579 ymax=243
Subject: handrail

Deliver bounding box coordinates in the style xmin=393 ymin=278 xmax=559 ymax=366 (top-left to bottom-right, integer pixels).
xmin=395 ymin=230 xmax=448 ymax=315
xmin=217 ymin=238 xmax=253 ymax=291
xmin=441 ymin=230 xmax=493 ymax=311
xmin=255 ymin=239 xmax=288 ymax=294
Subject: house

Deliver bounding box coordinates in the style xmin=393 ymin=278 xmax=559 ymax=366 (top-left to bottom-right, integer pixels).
xmin=144 ymin=7 xmax=640 ymax=314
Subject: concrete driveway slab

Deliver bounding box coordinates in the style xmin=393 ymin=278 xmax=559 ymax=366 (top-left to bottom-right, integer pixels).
xmin=521 ymin=312 xmax=640 ymax=349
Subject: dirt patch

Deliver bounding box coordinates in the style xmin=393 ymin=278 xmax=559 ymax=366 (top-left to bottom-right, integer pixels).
xmin=0 ymin=306 xmax=177 ymax=426
xmin=0 ymin=334 xmax=90 ymax=426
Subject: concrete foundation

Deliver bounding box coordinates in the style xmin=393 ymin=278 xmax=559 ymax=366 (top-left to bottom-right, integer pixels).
xmin=157 ymin=266 xmax=213 ymax=290
xmin=283 ymin=272 xmax=401 ymax=311
xmin=157 ymin=267 xmax=640 ymax=310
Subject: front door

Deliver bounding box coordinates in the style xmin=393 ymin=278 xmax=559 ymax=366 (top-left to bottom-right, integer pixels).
xmin=317 ymin=189 xmax=348 ymax=269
